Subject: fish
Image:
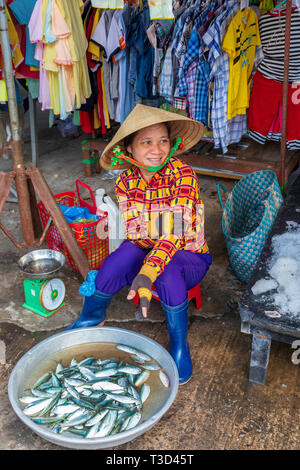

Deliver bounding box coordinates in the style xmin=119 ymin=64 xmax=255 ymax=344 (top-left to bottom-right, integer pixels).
xmin=23 ymin=398 xmax=54 ymax=416
xmin=116 ymin=344 xmax=152 ymax=362
xmin=141 ymin=363 xmax=160 ymax=371
xmin=118 ymin=365 xmax=142 ymax=375
xmin=140 ymin=384 xmax=150 ymax=403
xmin=134 ymin=370 xmax=150 ymax=387
xmin=159 ymin=370 xmax=170 ymax=388
xmin=93 ymin=410 xmax=118 ymax=438
xmin=126 ymin=411 xmax=142 ymax=430
xmin=20 ymin=344 xmax=166 ymax=439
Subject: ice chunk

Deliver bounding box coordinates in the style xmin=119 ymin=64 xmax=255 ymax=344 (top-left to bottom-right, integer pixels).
xmin=251 ymin=278 xmax=278 ymax=296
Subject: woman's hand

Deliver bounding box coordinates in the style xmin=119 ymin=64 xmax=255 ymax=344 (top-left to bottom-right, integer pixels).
xmin=127 ymin=265 xmax=158 ymax=318
xmin=127 ymin=273 xmax=153 ymax=318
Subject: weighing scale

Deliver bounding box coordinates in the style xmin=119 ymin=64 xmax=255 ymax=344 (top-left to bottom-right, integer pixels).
xmin=18 ymin=249 xmax=66 ymax=317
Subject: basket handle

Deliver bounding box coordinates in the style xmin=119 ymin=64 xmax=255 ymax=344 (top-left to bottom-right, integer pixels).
xmin=216 ymin=183 xmax=229 ymax=209
xmin=76 ymin=179 xmax=97 ymax=215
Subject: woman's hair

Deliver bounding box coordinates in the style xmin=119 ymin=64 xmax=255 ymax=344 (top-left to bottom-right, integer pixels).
xmin=124 ymin=122 xmax=171 ymax=151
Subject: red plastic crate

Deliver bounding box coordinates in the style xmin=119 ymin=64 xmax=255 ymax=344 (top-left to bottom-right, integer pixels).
xmin=38 ymin=182 xmax=109 ymax=274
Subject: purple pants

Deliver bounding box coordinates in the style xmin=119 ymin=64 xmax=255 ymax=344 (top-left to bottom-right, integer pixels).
xmin=95 ymin=240 xmax=212 ymax=307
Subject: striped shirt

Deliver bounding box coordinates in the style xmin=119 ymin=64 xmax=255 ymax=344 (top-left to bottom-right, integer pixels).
xmin=258 ymin=8 xmax=300 ymax=83
xmin=115 ymin=157 xmax=209 ymax=277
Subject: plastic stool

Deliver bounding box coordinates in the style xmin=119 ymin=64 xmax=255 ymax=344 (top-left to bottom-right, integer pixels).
xmin=132 ymin=283 xmax=202 ymax=309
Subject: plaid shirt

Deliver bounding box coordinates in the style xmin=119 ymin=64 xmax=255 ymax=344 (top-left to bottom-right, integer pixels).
xmin=115 ymin=157 xmax=209 ymax=276
xmin=177 ymin=3 xmax=217 ymax=125
xmin=203 ymin=2 xmax=247 ymax=152
xmin=203 ymin=2 xmax=263 ymax=153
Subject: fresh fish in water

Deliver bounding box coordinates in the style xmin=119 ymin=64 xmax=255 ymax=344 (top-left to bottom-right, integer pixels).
xmin=140 ymin=384 xmax=150 ymax=403
xmin=116 ymin=344 xmax=151 ymax=362
xmin=127 ymin=411 xmax=142 ymax=430
xmin=141 ymin=363 xmax=160 ymax=371
xmin=159 ymin=370 xmax=170 ymax=388
xmin=20 ymin=344 xmax=168 ymax=439
xmin=90 ymin=381 xmax=125 ymax=393
xmin=93 ymin=410 xmax=118 ymax=437
xmin=118 ymin=365 xmax=142 ymax=375
xmin=134 ymin=370 xmax=150 ymax=387
xmin=23 ymin=398 xmax=54 ymax=416
xmin=85 ymin=409 xmax=109 ymax=427
xmin=104 ymin=392 xmax=137 ymax=405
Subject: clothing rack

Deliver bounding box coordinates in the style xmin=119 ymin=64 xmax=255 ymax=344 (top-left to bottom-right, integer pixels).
xmin=180 ymin=0 xmax=299 ymax=187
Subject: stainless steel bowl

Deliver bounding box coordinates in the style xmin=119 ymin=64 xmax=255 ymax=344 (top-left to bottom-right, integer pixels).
xmin=17 ymin=249 xmax=66 ymax=279
xmin=8 ymin=327 xmax=179 ymax=449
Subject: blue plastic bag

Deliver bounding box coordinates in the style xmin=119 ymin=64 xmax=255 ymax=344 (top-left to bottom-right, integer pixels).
xmin=58 ymin=204 xmax=99 ymax=224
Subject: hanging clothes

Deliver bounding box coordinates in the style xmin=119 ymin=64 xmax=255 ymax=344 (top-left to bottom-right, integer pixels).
xmin=9 ymin=0 xmax=40 ymax=68
xmin=257 ymin=7 xmax=300 ymax=82
xmin=248 ymin=6 xmax=300 ymax=149
xmin=28 ymin=0 xmax=92 ymax=117
xmin=222 ymin=7 xmax=261 ymax=120
xmin=0 ymin=6 xmax=23 ymax=81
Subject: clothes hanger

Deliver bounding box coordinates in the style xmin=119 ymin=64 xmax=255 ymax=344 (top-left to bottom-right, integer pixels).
xmin=240 ymin=0 xmax=249 ymax=10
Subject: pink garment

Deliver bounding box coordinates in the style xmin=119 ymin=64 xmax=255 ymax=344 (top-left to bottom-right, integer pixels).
xmin=34 ymin=42 xmax=44 ymax=61
xmin=51 ymin=0 xmax=71 ymax=39
xmin=51 ymin=0 xmax=73 ymax=66
xmin=28 ymin=0 xmax=43 ymax=43
xmin=34 ymin=42 xmax=51 ymax=110
xmin=39 ymin=65 xmax=51 ymax=110
xmin=55 ymin=39 xmax=73 ymax=65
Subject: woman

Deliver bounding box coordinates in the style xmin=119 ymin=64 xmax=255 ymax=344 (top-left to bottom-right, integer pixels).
xmin=66 ymin=105 xmax=212 ymax=384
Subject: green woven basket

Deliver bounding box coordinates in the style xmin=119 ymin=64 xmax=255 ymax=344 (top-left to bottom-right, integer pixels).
xmin=217 ymin=170 xmax=283 ymax=283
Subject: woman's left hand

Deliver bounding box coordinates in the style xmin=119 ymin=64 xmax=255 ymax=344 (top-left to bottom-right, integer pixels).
xmin=127 ymin=273 xmax=153 ymax=318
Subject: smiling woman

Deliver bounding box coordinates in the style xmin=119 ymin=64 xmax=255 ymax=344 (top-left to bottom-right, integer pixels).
xmin=66 ymin=104 xmax=212 ymax=386
xmin=125 ymin=123 xmax=171 ymax=182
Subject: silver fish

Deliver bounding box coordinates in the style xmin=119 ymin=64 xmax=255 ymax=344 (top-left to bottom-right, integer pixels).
xmin=85 ymin=422 xmax=100 ymax=439
xmin=90 ymin=381 xmax=125 ymax=393
xmin=118 ymin=365 xmax=142 ymax=375
xmin=131 ymin=351 xmax=152 ymax=362
xmin=94 ymin=368 xmax=119 ymax=378
xmin=78 ymin=366 xmax=98 ymax=381
xmin=127 ymin=411 xmax=142 ymax=430
xmin=23 ymin=398 xmax=54 ymax=416
xmin=85 ymin=409 xmax=108 ymax=427
xmin=33 ymin=415 xmax=66 ymax=424
xmin=93 ymin=410 xmax=118 ymax=437
xmin=32 ymin=372 xmax=51 ymax=390
xmin=134 ymin=370 xmax=150 ymax=387
xmin=62 ymin=409 xmax=92 ymax=427
xmin=20 ymin=348 xmax=160 ymax=439
xmin=159 ymin=370 xmax=170 ymax=388
xmin=140 ymin=384 xmax=150 ymax=403
xmin=141 ymin=363 xmax=160 ymax=371
xmin=104 ymin=392 xmax=137 ymax=405
xmin=19 ymin=396 xmax=42 ymax=405
xmin=116 ymin=344 xmax=139 ymax=355
xmin=52 ymin=404 xmax=80 ymax=416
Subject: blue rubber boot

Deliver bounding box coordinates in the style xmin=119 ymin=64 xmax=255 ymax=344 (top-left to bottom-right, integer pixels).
xmin=65 ymin=289 xmax=113 ymax=330
xmin=161 ymin=297 xmax=192 ymax=385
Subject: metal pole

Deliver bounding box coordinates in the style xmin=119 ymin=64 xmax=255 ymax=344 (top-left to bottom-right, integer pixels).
xmin=0 ymin=0 xmax=35 ymax=245
xmin=280 ymin=0 xmax=292 ymax=187
xmin=29 ymin=95 xmax=39 ymax=166
xmin=0 ymin=0 xmax=21 ymax=157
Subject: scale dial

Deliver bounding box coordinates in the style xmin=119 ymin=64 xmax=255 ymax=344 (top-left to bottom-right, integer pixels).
xmin=40 ymin=278 xmax=65 ymax=311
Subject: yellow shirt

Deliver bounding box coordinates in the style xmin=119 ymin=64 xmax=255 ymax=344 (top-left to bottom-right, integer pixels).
xmin=222 ymin=8 xmax=261 ymax=120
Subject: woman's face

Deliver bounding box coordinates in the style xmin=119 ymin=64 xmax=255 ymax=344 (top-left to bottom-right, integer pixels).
xmin=126 ymin=123 xmax=171 ymax=170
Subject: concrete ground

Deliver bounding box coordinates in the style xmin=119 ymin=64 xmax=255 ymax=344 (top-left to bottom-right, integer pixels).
xmin=0 ymin=104 xmax=299 ymax=450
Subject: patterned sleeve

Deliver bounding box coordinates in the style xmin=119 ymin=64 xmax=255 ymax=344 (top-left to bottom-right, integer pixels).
xmin=143 ymin=166 xmax=202 ymax=277
xmin=115 ymin=173 xmax=147 ymax=241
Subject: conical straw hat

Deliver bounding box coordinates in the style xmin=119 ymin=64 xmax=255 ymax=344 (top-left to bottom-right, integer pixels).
xmin=100 ymin=104 xmax=205 ymax=170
